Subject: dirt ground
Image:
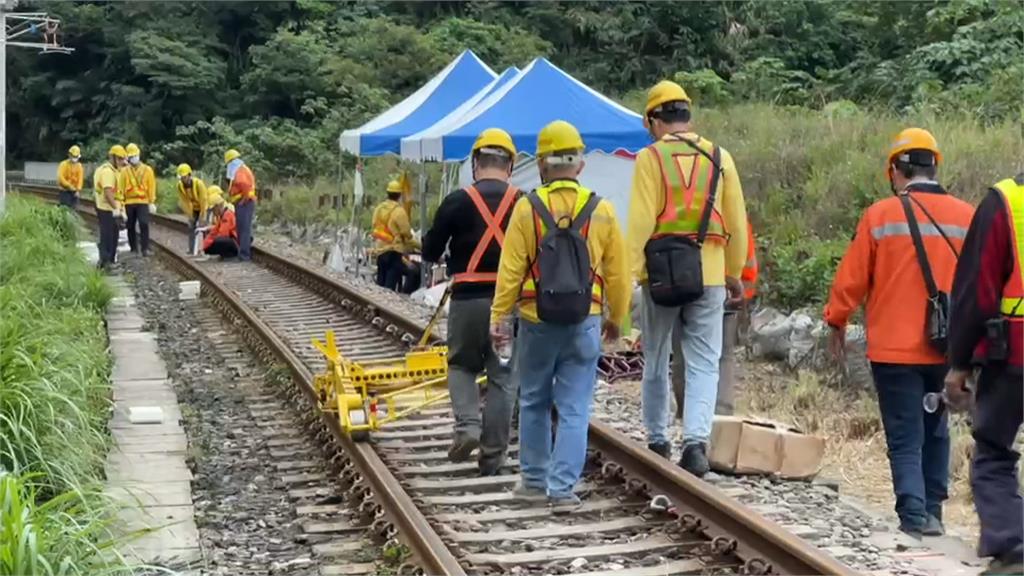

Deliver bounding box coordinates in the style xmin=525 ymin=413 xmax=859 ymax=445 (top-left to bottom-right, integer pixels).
xmin=610 ymin=357 xmax=983 ymax=544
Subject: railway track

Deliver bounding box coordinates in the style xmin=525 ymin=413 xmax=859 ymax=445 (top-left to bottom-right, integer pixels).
xmin=16 ymin=183 xmax=855 ymax=576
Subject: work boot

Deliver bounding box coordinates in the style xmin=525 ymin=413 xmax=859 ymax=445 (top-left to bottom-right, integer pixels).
xmin=447 ymin=433 xmax=479 ymax=463
xmin=898 ymin=525 xmax=923 ymax=540
xmin=478 ymin=453 xmax=506 ymax=477
xmin=982 ymin=554 xmax=1024 ymax=576
xmin=548 ymin=493 xmax=582 ymax=513
xmin=922 ymin=515 xmax=944 ymax=537
xmin=678 ymin=442 xmax=710 ymax=478
xmin=512 ymin=484 xmax=547 ymax=504
xmin=648 ymin=441 xmax=671 ymax=459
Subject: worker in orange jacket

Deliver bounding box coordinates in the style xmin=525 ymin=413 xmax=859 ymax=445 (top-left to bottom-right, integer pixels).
xmin=201 ymin=194 xmax=239 ymax=259
xmin=824 ymin=128 xmax=974 ymax=539
xmin=673 ymin=222 xmax=757 ymax=418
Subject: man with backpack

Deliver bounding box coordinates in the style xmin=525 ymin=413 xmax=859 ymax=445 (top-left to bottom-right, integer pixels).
xmin=628 ymin=80 xmax=748 ymax=477
xmin=825 ymin=128 xmax=974 ymax=539
xmin=490 ymin=120 xmax=629 ymax=506
xmin=423 ymin=128 xmax=520 ymax=476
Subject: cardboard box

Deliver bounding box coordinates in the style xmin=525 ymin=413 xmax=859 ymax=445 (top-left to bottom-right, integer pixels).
xmin=708 ymin=416 xmax=825 ymax=480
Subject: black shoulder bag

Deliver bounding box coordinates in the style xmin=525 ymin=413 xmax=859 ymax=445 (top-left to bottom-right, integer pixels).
xmin=898 ymin=193 xmax=959 ymax=354
xmin=644 ymin=139 xmax=722 ymax=307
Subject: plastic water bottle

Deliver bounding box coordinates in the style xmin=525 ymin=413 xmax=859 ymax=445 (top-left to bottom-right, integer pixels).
xmin=494 ymin=317 xmax=514 ymax=366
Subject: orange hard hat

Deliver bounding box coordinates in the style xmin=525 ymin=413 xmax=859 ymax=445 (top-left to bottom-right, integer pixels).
xmin=886 ymin=128 xmax=942 ymax=181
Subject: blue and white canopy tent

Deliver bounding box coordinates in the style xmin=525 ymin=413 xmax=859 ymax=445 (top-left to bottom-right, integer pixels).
xmin=333 ymin=50 xmax=496 ymax=277
xmin=405 ymin=57 xmax=652 ymax=235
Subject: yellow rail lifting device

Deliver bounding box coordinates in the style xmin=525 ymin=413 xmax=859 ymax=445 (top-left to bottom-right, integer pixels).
xmin=311 ymin=287 xmax=482 ymax=439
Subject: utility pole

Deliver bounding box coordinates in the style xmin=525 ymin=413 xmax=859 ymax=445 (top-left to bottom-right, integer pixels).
xmin=1 ymin=1 xmax=73 ymax=216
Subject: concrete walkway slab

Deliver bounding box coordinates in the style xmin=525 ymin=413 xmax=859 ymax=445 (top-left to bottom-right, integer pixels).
xmin=103 ymin=279 xmax=203 ymax=571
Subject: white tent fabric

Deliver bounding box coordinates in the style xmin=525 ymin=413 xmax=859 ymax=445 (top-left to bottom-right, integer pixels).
xmin=457 ymin=151 xmax=638 ymax=236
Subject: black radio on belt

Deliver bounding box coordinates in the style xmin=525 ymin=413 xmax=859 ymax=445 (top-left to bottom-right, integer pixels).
xmin=985 ymin=317 xmax=1009 ymax=362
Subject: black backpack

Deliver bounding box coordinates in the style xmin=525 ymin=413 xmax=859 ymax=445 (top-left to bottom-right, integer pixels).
xmin=526 ymin=191 xmax=600 ymax=324
xmin=644 ymin=139 xmax=722 ymax=307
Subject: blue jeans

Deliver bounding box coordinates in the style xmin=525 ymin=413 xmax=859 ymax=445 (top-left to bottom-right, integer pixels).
xmin=871 ymin=363 xmax=950 ymax=532
xmin=235 ymin=200 xmax=255 ymax=260
xmin=641 ymin=285 xmax=725 ymax=444
xmin=517 ymin=315 xmax=601 ymax=498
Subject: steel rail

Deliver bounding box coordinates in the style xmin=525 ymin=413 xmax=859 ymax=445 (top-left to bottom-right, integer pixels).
xmin=14 ymin=185 xmax=465 ymax=576
xmin=17 ymin=182 xmax=856 ymax=575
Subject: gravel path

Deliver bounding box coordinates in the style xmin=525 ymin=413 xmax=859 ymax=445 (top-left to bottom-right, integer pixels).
xmin=123 ymin=255 xmax=378 ymax=576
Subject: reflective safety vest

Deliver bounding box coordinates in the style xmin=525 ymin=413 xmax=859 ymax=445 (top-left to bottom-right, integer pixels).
xmin=452 ymin=183 xmax=519 ymax=285
xmin=228 ymin=164 xmax=257 ymax=204
xmin=741 ymin=223 xmax=758 ymax=300
xmin=520 ymin=180 xmax=603 ymax=305
xmin=121 ymin=165 xmax=149 ymax=204
xmin=371 ymin=201 xmax=399 ymax=243
xmin=649 ymin=136 xmax=727 ymax=243
xmin=995 ymin=176 xmax=1024 ymax=321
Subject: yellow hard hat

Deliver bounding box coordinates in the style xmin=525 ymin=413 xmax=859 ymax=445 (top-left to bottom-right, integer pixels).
xmin=209 ymin=194 xmax=226 ymax=206
xmin=472 ymin=128 xmax=516 ymax=158
xmin=886 ymin=128 xmax=942 ymax=181
xmin=207 ymin=185 xmax=224 ymax=197
xmin=386 ymin=180 xmax=404 ymax=194
xmin=536 ymin=120 xmax=584 ymax=157
xmin=224 ymin=149 xmax=241 ymax=163
xmin=645 ymin=80 xmax=691 ymax=116
xmin=125 ymin=143 xmax=141 ymax=157
xmin=177 ymin=163 xmax=192 ymax=177
xmin=109 ymin=145 xmax=127 ymax=158
xmin=68 ymin=145 xmax=81 ymax=157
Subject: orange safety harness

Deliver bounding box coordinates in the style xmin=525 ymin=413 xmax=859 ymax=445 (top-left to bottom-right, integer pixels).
xmin=452 ymin=184 xmax=519 ymax=284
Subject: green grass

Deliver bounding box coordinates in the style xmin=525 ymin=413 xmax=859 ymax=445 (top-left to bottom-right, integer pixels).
xmin=0 ymin=196 xmax=129 ymax=575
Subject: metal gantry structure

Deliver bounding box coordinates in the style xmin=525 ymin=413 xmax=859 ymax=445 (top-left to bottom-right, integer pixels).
xmin=1 ymin=1 xmax=73 ymax=215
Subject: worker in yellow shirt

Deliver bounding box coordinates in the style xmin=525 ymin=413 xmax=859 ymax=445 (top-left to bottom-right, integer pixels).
xmin=177 ymin=163 xmax=209 ymax=254
xmin=94 ymin=145 xmax=127 ymax=269
xmin=490 ymin=120 xmax=629 ymax=506
xmin=57 ymin=145 xmax=84 ymax=208
xmin=371 ymin=180 xmax=420 ymax=293
xmin=628 ymin=80 xmax=748 ymax=477
xmin=118 ymin=143 xmax=157 ymax=256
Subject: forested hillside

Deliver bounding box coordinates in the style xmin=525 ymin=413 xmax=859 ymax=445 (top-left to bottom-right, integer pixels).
xmin=10 ymin=0 xmax=1021 ymax=180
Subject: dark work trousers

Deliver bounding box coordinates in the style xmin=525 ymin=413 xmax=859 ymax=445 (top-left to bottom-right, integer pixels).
xmin=375 ymin=251 xmax=404 ymax=292
xmin=125 ymin=203 xmax=151 ymax=254
xmin=58 ymin=190 xmax=78 ymax=209
xmin=447 ymin=297 xmax=516 ymax=469
xmin=673 ymin=309 xmax=738 ymax=418
xmin=871 ymin=363 xmax=950 ymax=533
xmin=95 ymin=208 xmax=118 ymax=267
xmin=187 ymin=211 xmax=202 ymax=254
xmin=972 ymin=365 xmax=1024 ymax=562
xmin=204 ymin=237 xmax=239 ymax=259
xmin=402 ymin=260 xmax=422 ymax=294
xmin=235 ymin=199 xmax=255 ymax=261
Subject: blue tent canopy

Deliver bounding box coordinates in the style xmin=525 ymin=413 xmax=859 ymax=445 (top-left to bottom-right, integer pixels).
xmin=418 ymin=58 xmax=651 ymax=162
xmin=338 ymin=50 xmax=496 ymax=157
xmin=400 ymin=67 xmax=519 ymax=162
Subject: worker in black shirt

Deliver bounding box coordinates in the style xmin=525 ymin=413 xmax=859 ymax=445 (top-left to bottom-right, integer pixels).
xmin=423 ymin=128 xmax=520 ymax=476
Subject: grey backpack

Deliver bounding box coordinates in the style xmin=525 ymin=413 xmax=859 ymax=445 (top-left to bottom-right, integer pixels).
xmin=526 ymin=191 xmax=600 ymax=324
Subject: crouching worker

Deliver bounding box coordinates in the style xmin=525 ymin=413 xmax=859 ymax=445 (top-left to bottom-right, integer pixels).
xmin=491 ymin=120 xmax=629 ymax=506
xmin=202 ymin=194 xmax=239 ymax=259
xmin=177 ymin=163 xmax=209 ymax=254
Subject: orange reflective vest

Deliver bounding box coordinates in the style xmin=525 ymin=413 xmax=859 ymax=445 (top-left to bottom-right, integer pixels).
xmin=371 ymin=201 xmax=399 ymax=244
xmin=120 ymin=164 xmax=152 ymax=204
xmin=649 ymin=136 xmax=727 ymax=243
xmin=452 ymin=184 xmax=519 ymax=285
xmin=520 ymin=180 xmax=603 ymax=305
xmin=995 ymin=177 xmax=1024 ymax=322
xmin=740 ymin=223 xmax=758 ymax=299
xmin=228 ymin=164 xmax=257 ymax=204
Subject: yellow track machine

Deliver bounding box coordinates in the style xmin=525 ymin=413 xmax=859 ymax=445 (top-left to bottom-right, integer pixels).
xmin=311 ymin=288 xmax=480 ymax=440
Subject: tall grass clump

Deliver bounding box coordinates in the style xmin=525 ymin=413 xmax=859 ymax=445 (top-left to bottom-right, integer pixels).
xmin=0 ymin=197 xmax=126 ymax=574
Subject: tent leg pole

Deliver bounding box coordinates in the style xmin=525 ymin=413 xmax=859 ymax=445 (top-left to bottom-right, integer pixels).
xmin=418 ymin=166 xmax=428 ymax=288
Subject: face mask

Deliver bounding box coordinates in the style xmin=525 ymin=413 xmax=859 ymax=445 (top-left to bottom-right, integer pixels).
xmin=71 ymin=157 xmax=80 ymax=163
xmin=128 ymin=155 xmax=140 ymax=166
